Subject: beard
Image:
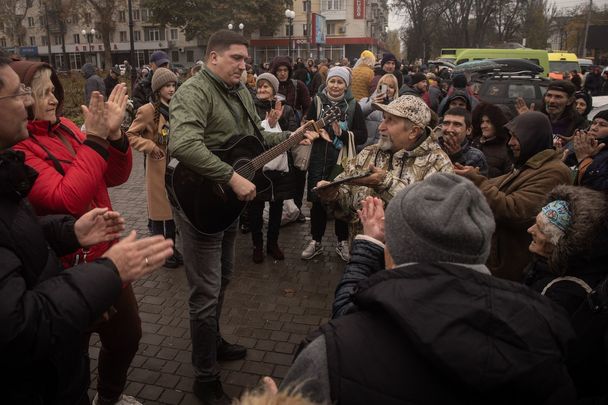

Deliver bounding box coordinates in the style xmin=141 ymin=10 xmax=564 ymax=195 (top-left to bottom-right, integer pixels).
xmin=378 ymin=132 xmax=393 ymax=151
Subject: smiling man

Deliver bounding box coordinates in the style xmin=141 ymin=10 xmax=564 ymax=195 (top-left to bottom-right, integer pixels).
xmin=316 ymin=95 xmax=453 ymax=232
xmin=169 ymin=30 xmax=297 ymax=405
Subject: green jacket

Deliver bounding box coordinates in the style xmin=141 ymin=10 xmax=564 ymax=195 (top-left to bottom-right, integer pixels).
xmin=169 ymin=68 xmax=289 ymax=184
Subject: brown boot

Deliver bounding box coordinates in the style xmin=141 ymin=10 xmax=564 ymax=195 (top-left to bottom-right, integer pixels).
xmin=253 ymin=245 xmax=264 ymax=263
xmin=267 ymin=243 xmax=285 ymax=260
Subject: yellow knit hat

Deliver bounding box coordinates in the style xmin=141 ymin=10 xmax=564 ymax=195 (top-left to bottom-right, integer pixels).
xmin=360 ymin=50 xmax=374 ymax=59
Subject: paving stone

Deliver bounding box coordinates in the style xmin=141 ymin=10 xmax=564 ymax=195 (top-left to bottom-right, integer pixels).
xmin=155 ymin=373 xmax=181 ymax=389
xmin=274 ymin=342 xmax=296 ymax=354
xmin=263 ymin=352 xmax=293 ymax=366
xmin=138 ymin=384 xmax=163 ymax=401
xmin=241 ymin=361 xmax=274 ymax=376
xmin=129 ymin=368 xmax=160 ymax=385
xmin=158 ymin=389 xmax=184 ymax=404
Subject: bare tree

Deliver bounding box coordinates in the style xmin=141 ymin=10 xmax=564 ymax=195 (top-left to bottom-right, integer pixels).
xmin=0 ymin=0 xmax=33 ymax=48
xmin=440 ymin=0 xmax=474 ymax=47
xmin=82 ymin=0 xmax=118 ymax=69
xmin=471 ymin=0 xmax=497 ymax=47
xmin=493 ymin=0 xmax=526 ymax=43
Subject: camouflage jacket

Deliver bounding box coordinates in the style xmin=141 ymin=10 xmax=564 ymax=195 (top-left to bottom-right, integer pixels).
xmin=334 ymin=135 xmax=454 ymax=222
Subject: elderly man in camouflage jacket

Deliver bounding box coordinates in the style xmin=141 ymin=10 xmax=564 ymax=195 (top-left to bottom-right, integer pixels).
xmin=316 ymin=95 xmax=453 ymax=234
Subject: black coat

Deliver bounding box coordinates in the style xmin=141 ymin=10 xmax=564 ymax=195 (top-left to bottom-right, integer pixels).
xmin=471 ymin=135 xmax=513 ymax=178
xmin=0 ymin=150 xmax=122 ymax=404
xmin=305 ymin=91 xmax=367 ymax=202
xmin=327 ymin=261 xmax=576 ymax=404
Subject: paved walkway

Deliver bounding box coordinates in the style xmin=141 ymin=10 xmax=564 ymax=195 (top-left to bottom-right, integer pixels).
xmin=90 ymin=152 xmax=345 ymax=404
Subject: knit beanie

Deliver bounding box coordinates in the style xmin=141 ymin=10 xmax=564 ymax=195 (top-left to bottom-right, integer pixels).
xmin=452 ymin=74 xmax=468 ymax=89
xmin=410 ymin=72 xmax=427 ymax=86
xmin=256 ymin=72 xmax=279 ymax=95
xmin=381 ymin=53 xmax=397 ymax=67
xmin=595 ymin=110 xmax=608 ymax=122
xmin=547 ymin=80 xmax=576 ymax=97
xmin=151 ymin=67 xmax=177 ymax=92
xmin=385 ymin=173 xmax=495 ymax=265
xmin=327 ymin=66 xmax=351 ymax=86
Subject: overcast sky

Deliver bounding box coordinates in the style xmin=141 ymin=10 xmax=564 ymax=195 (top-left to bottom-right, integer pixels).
xmin=388 ymin=0 xmax=608 ymax=30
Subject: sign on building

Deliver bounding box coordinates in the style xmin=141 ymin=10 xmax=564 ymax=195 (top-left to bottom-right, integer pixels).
xmin=354 ymin=0 xmax=365 ymax=19
xmin=312 ymin=13 xmax=327 ymax=45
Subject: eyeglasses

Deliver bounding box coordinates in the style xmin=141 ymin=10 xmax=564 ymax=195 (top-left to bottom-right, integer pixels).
xmin=0 ymin=83 xmax=32 ymax=101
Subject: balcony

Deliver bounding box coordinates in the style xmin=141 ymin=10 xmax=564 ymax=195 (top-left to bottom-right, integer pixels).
xmin=321 ymin=9 xmax=346 ymax=21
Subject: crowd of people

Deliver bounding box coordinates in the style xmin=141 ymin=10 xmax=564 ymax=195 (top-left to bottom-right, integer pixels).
xmin=1 ymin=28 xmax=607 ymax=405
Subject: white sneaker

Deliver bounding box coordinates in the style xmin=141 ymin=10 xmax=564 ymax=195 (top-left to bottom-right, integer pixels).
xmin=336 ymin=240 xmax=350 ymax=262
xmin=93 ymin=393 xmax=143 ymax=405
xmin=301 ymin=240 xmax=323 ymax=259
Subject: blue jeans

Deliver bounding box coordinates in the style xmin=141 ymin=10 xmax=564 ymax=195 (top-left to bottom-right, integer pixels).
xmin=174 ymin=210 xmax=236 ymax=381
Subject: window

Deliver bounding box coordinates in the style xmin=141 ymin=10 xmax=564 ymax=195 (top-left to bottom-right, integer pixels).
xmin=172 ymin=50 xmax=179 ymax=61
xmin=0 ymin=38 xmax=6 ymax=48
xmin=303 ymin=24 xmax=308 ymax=37
xmin=303 ymin=0 xmax=309 ymax=11
xmin=39 ymin=16 xmax=46 ymax=27
xmin=132 ymin=9 xmax=140 ymax=21
xmin=148 ymin=29 xmax=160 ymax=41
xmin=119 ymin=31 xmax=127 ymax=42
xmin=186 ymin=50 xmax=194 ymax=63
xmin=142 ymin=9 xmax=149 ymax=22
xmin=29 ymin=36 xmax=36 ymax=46
xmin=133 ymin=30 xmax=141 ymax=41
xmin=325 ymin=0 xmax=343 ymax=10
xmin=0 ymin=22 xmax=4 ymax=31
xmin=42 ymin=36 xmax=48 ymax=46
xmin=118 ymin=10 xmax=126 ymax=22
xmin=72 ymin=14 xmax=79 ymax=24
xmin=73 ymin=33 xmax=80 ymax=44
xmin=54 ymin=35 xmax=62 ymax=45
xmin=285 ymin=25 xmax=293 ymax=36
xmin=28 ymin=17 xmax=35 ymax=27
xmin=85 ymin=13 xmax=91 ymax=24
xmin=326 ymin=22 xmax=336 ymax=35
xmin=170 ymin=29 xmax=178 ymax=41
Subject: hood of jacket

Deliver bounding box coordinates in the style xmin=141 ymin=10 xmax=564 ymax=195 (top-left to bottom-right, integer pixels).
xmin=81 ymin=63 xmax=96 ymax=79
xmin=505 ymin=111 xmax=553 ymax=167
xmin=440 ymin=90 xmax=472 ymax=116
xmin=546 ymin=185 xmax=608 ymax=276
xmin=353 ymin=262 xmax=575 ymax=399
xmin=10 ymin=60 xmax=64 ymax=119
xmin=270 ymin=56 xmax=293 ymax=80
xmin=0 ymin=150 xmax=38 ymax=200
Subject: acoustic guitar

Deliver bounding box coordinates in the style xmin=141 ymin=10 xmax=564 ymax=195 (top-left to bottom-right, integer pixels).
xmin=165 ymin=105 xmax=341 ymax=235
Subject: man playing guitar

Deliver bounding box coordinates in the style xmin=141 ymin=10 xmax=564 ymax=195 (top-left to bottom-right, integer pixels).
xmin=169 ymin=30 xmax=316 ymax=405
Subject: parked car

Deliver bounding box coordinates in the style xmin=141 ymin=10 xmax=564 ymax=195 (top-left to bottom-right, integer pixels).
xmin=476 ymin=72 xmax=550 ymax=116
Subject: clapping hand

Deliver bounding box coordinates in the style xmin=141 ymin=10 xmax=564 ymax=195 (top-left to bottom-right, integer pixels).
xmin=442 ymin=134 xmax=462 ymax=156
xmin=75 ymin=207 xmax=125 ymax=247
xmin=573 ymin=130 xmax=605 ymax=162
xmin=106 ymin=83 xmax=129 ymax=140
xmin=82 ymin=91 xmax=109 ymax=140
xmin=266 ymin=100 xmax=284 ymax=129
xmin=515 ymin=97 xmax=535 ymax=115
xmin=357 ymin=196 xmax=385 ymax=243
xmin=453 ymin=162 xmax=480 ymax=178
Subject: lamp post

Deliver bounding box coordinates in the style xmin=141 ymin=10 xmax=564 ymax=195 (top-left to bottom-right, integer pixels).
xmin=81 ymin=28 xmax=95 ymax=65
xmin=285 ymin=9 xmax=295 ymax=58
xmin=228 ymin=22 xmax=245 ymax=35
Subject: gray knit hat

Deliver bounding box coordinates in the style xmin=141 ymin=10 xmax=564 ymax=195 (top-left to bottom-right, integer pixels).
xmin=151 ymin=67 xmax=177 ymax=92
xmin=385 ymin=173 xmax=495 ymax=265
xmin=327 ymin=66 xmax=351 ymax=86
xmin=256 ymin=72 xmax=279 ymax=95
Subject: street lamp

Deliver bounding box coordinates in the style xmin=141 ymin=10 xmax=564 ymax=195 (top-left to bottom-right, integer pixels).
xmin=81 ymin=28 xmax=95 ymax=65
xmin=228 ymin=23 xmax=245 ymax=35
xmin=285 ymin=9 xmax=295 ymax=58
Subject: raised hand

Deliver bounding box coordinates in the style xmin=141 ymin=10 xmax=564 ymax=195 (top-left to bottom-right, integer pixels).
xmin=102 ymin=231 xmax=174 ymax=283
xmin=515 ymin=97 xmax=535 ymax=115
xmin=75 ymin=207 xmax=125 ymax=247
xmin=105 ymin=83 xmax=129 ymax=140
xmin=357 ymin=196 xmax=385 ymax=243
xmin=82 ymin=91 xmax=109 ymax=140
xmin=573 ymin=130 xmax=605 ymax=162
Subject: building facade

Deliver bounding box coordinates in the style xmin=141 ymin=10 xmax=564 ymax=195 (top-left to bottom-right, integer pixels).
xmin=1 ymin=0 xmax=388 ymax=70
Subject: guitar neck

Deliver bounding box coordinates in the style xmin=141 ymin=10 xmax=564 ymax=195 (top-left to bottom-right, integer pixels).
xmin=248 ymin=123 xmax=311 ymax=171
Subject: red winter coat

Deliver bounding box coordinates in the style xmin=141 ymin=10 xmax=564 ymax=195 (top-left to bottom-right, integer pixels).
xmin=13 ymin=117 xmax=133 ymax=267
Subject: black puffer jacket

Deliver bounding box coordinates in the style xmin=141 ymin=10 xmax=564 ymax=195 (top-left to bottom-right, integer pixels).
xmin=524 ymin=185 xmax=608 ymax=402
xmin=286 ymin=239 xmax=577 ymax=404
xmin=253 ymin=98 xmax=298 ymax=201
xmin=0 ymin=150 xmax=122 ymax=404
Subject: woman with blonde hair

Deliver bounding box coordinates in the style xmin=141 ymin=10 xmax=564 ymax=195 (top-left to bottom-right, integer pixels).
xmin=358 ymin=73 xmax=399 ymax=150
xmin=351 ymin=50 xmax=376 ymax=100
xmin=127 ymin=67 xmax=183 ymax=269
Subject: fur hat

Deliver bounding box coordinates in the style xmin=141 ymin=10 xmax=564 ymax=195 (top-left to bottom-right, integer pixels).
xmin=545 ymin=185 xmax=608 ymax=275
xmin=256 ymin=73 xmax=279 ymax=95
xmin=385 ymin=173 xmax=495 ymax=265
xmin=151 ymin=67 xmax=177 ymax=93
